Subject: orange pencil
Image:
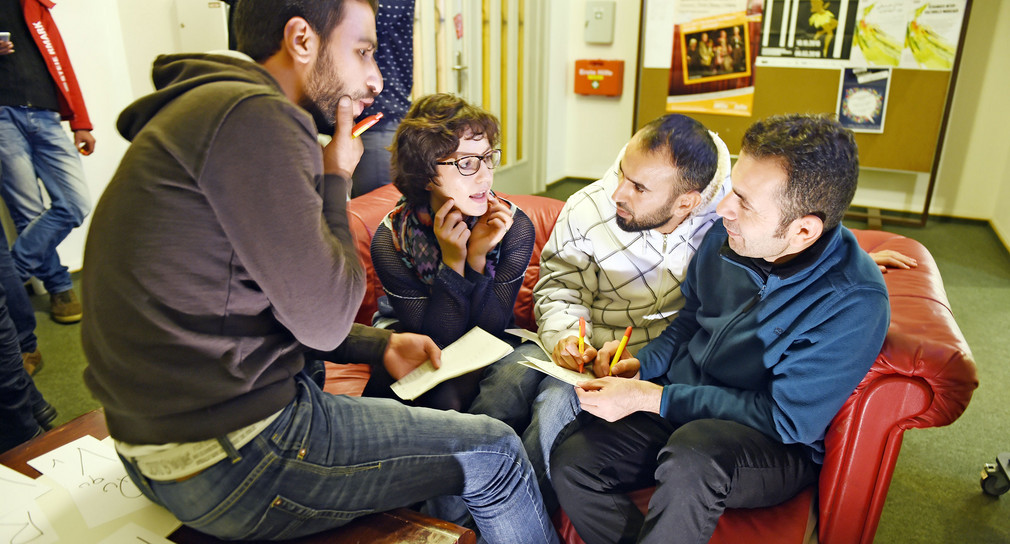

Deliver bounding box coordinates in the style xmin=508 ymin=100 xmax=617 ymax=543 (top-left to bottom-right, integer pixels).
xmin=352 ymin=112 xmax=383 ymax=138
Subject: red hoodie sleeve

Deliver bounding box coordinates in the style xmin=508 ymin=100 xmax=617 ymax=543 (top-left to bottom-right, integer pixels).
xmin=22 ymin=0 xmax=93 ymax=131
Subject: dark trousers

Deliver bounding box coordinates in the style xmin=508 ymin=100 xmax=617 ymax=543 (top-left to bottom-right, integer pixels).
xmin=0 ymin=221 xmax=37 ymax=353
xmin=551 ymin=414 xmax=820 ymax=544
xmin=0 ymin=281 xmax=44 ymax=453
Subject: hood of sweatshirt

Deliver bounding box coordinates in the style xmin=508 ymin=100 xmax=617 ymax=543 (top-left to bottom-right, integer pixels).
xmin=601 ymin=128 xmax=733 ymax=221
xmin=116 ymin=52 xmax=283 ymax=142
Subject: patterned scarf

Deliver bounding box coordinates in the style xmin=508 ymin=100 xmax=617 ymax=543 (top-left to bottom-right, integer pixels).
xmin=385 ymin=196 xmax=510 ymax=285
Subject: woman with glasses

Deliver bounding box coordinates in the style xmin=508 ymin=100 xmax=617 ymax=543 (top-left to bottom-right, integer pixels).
xmin=369 ymin=93 xmax=546 ymax=415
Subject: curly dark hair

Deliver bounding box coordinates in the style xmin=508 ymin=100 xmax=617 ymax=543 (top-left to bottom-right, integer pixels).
xmin=741 ymin=113 xmax=859 ymax=232
xmin=232 ymin=0 xmax=377 ymax=62
xmin=391 ymin=93 xmax=500 ymax=207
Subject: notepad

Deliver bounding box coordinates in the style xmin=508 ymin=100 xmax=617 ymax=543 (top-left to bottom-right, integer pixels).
xmin=390 ymin=326 xmax=513 ymax=401
xmin=517 ymin=355 xmax=596 ymax=385
xmin=504 ymin=328 xmax=596 ymax=384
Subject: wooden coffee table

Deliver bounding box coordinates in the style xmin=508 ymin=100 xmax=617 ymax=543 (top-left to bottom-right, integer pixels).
xmin=0 ymin=409 xmax=475 ymax=544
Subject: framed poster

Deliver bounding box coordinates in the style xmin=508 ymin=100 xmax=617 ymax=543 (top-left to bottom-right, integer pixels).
xmin=665 ymin=2 xmax=763 ymax=117
xmin=837 ymin=67 xmax=891 ymax=133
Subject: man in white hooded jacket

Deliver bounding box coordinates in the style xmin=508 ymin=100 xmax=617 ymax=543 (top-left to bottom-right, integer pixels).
xmin=519 ymin=114 xmax=730 ymax=510
xmin=536 ymin=114 xmax=731 ymax=360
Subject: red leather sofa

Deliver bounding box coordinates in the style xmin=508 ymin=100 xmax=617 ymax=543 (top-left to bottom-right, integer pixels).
xmin=331 ymin=183 xmax=978 ymax=544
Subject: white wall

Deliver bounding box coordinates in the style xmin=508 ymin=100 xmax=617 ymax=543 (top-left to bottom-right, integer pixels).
xmin=993 ymin=148 xmax=1010 ymax=247
xmin=544 ymin=0 xmax=641 ymax=183
xmin=47 ymin=0 xmax=219 ymax=272
xmin=931 ymin=0 xmax=1010 ymax=227
xmin=48 ymin=0 xmax=136 ymax=272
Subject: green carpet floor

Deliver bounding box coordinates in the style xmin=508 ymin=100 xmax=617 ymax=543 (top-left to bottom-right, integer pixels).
xmin=24 ymin=178 xmax=1010 ymax=542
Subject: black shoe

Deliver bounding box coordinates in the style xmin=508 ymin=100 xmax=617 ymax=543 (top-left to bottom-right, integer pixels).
xmin=34 ymin=401 xmax=58 ymax=431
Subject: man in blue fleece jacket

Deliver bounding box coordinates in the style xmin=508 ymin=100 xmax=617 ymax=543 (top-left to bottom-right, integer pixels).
xmin=551 ymin=113 xmax=890 ymax=544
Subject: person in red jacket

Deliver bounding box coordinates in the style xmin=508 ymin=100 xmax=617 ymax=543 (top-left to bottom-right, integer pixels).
xmin=0 ymin=0 xmax=93 ymax=325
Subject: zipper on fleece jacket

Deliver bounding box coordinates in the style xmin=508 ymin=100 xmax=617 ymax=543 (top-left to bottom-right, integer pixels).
xmin=692 ymin=255 xmax=768 ymax=370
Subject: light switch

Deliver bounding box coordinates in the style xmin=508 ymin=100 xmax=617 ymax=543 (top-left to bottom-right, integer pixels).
xmin=584 ymin=1 xmax=615 ymax=45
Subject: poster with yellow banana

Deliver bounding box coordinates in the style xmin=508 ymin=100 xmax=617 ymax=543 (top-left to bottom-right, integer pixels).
xmin=756 ymin=0 xmax=966 ymax=71
xmin=903 ymin=1 xmax=964 ymax=69
xmin=850 ymin=0 xmax=965 ymax=69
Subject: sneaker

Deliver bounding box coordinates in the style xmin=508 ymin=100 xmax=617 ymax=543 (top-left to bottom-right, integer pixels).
xmin=22 ymin=349 xmax=43 ymax=375
xmin=33 ymin=400 xmax=58 ymax=431
xmin=50 ymin=289 xmax=82 ymax=324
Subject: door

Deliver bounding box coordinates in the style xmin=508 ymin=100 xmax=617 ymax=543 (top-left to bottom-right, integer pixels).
xmin=412 ymin=0 xmax=548 ymax=195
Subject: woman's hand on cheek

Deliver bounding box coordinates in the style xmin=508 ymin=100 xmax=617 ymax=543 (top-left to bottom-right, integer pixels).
xmin=433 ymin=199 xmax=469 ymax=275
xmin=467 ymin=195 xmax=513 ymax=259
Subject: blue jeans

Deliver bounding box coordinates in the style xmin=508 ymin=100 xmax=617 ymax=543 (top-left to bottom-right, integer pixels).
xmin=118 ymin=373 xmax=559 ymax=543
xmin=0 ymin=106 xmax=91 ymax=294
xmin=0 ymin=221 xmax=37 ymax=353
xmin=468 ymin=343 xmax=582 ymax=513
xmin=522 ymin=377 xmax=581 ymax=508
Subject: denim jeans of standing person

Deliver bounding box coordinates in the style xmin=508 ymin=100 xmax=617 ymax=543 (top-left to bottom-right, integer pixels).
xmin=0 ymin=281 xmax=45 ymax=453
xmin=0 ymin=106 xmax=91 ymax=294
xmin=118 ymin=372 xmax=560 ymax=544
xmin=0 ymin=221 xmax=38 ymax=355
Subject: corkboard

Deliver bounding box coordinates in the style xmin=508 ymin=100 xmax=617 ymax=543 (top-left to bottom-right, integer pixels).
xmin=635 ymin=66 xmax=952 ymax=173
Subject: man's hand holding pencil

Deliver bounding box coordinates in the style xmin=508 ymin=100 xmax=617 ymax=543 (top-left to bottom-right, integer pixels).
xmin=552 ymin=334 xmax=597 ymax=373
xmin=595 ymin=329 xmax=639 ymax=379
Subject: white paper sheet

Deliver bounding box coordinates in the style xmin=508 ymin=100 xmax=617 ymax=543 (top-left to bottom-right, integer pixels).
xmin=519 ymin=355 xmax=596 ymax=386
xmin=27 ymin=435 xmax=156 ymax=527
xmin=391 ymin=326 xmax=513 ymax=400
xmin=98 ymin=522 xmax=174 ymax=544
xmin=0 ymin=464 xmax=51 ymax=518
xmin=504 ymin=328 xmax=549 ymax=357
xmin=0 ymin=501 xmax=58 ymax=544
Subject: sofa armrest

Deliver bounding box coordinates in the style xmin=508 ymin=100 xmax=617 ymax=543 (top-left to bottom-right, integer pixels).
xmin=817 ymin=230 xmax=978 ymax=544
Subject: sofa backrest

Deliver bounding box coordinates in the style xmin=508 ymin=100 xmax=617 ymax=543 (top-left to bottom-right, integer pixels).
xmin=346 ymin=183 xmax=565 ymax=330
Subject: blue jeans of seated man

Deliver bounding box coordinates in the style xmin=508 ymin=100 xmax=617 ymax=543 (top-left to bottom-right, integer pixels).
xmin=522 ymin=376 xmax=582 ymax=512
xmin=117 ymin=372 xmax=559 ymax=543
xmin=0 ymin=106 xmax=92 ymax=294
xmin=465 ymin=342 xmax=582 ymax=514
xmin=0 ymin=222 xmax=37 ymax=353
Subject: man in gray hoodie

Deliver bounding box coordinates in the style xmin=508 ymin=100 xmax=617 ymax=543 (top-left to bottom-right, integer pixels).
xmin=80 ymin=1 xmax=558 ymax=542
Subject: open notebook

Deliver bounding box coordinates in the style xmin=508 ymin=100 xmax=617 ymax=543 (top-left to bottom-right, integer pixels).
xmin=505 ymin=328 xmax=596 ymax=385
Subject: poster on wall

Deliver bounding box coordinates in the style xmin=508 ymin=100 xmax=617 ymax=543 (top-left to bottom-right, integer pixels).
xmin=665 ymin=1 xmax=763 ymax=117
xmin=849 ymin=0 xmax=908 ymax=66
xmin=902 ymin=0 xmax=966 ymax=70
xmin=836 ymin=67 xmax=891 ymax=133
xmin=757 ymin=0 xmax=860 ymax=67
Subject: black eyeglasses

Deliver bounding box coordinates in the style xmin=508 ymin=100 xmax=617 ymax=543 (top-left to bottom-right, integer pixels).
xmin=435 ymin=149 xmax=502 ymax=176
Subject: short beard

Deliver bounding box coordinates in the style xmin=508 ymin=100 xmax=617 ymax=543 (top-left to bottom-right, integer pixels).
xmin=300 ymin=45 xmax=343 ymax=135
xmin=616 ymin=213 xmax=674 ymax=232
xmin=614 ymin=192 xmax=681 ymax=232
